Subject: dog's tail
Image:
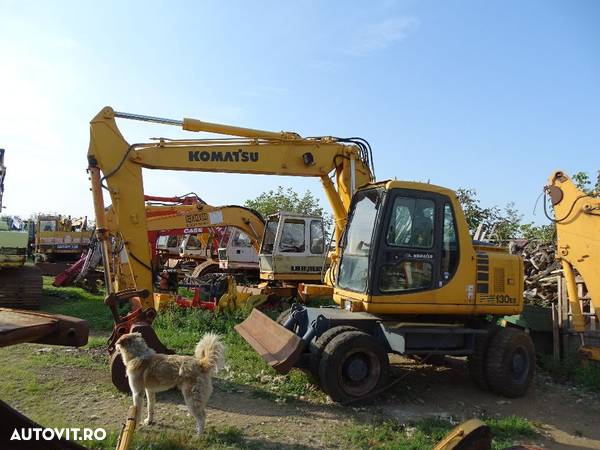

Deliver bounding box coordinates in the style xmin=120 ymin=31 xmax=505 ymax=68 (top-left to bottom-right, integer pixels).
xmin=194 ymin=333 xmax=225 ymax=375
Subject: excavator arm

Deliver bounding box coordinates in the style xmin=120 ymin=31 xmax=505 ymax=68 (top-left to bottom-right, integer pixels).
xmin=546 ymin=171 xmax=600 ymax=333
xmin=88 ymin=107 xmax=373 ymax=302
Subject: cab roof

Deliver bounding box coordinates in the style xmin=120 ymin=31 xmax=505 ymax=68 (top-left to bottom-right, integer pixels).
xmin=359 ymin=179 xmax=458 ymax=200
xmin=266 ymin=211 xmax=323 ymax=220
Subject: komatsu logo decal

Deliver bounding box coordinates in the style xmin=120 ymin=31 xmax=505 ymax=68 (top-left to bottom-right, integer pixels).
xmin=188 ymin=150 xmax=259 ymax=162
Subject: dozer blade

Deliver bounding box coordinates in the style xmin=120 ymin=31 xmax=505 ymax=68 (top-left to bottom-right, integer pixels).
xmin=235 ymin=309 xmax=305 ymax=374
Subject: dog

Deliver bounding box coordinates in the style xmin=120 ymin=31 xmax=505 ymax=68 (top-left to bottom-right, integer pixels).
xmin=115 ymin=332 xmax=225 ymax=434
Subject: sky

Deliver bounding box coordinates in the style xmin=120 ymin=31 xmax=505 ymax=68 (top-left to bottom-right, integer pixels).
xmin=0 ymin=0 xmax=598 ymax=225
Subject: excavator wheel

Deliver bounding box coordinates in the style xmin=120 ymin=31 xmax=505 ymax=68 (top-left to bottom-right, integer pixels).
xmin=318 ymin=330 xmax=389 ymax=403
xmin=468 ymin=322 xmax=500 ymax=390
xmin=486 ymin=327 xmax=535 ymax=398
xmin=309 ymin=326 xmax=358 ymax=383
xmin=0 ymin=265 xmax=42 ymax=309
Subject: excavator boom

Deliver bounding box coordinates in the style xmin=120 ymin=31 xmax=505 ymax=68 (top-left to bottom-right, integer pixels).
xmin=546 ymin=171 xmax=600 ymax=333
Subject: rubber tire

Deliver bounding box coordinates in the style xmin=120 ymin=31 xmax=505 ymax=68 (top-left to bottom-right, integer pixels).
xmin=318 ymin=330 xmax=389 ymax=403
xmin=468 ymin=323 xmax=500 ymax=390
xmin=486 ymin=327 xmax=535 ymax=398
xmin=309 ymin=326 xmax=358 ymax=382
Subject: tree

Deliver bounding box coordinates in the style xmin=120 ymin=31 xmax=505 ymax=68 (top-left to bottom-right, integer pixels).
xmin=494 ymin=202 xmax=522 ymax=241
xmin=519 ymin=222 xmax=555 ymax=241
xmin=244 ymin=186 xmax=333 ymax=232
xmin=455 ymin=188 xmax=503 ymax=235
xmin=572 ymin=170 xmax=600 ymax=195
xmin=456 ymin=188 xmax=553 ymax=242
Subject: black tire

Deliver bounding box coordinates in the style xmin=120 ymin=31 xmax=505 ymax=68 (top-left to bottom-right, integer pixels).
xmin=468 ymin=323 xmax=500 ymax=390
xmin=309 ymin=326 xmax=358 ymax=382
xmin=318 ymin=330 xmax=389 ymax=403
xmin=486 ymin=327 xmax=535 ymax=398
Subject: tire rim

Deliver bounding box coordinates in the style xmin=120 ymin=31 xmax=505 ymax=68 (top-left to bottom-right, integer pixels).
xmin=338 ymin=348 xmax=381 ymax=397
xmin=510 ymin=347 xmax=529 ymax=383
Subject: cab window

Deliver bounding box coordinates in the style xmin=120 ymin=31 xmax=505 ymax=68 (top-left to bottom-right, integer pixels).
xmin=386 ymin=197 xmax=434 ymax=248
xmin=441 ymin=202 xmax=459 ymax=282
xmin=187 ymin=236 xmax=200 ymax=249
xmin=279 ymin=219 xmax=305 ymax=253
xmin=231 ymin=229 xmax=252 ymax=248
xmin=310 ymin=220 xmax=324 ymax=254
xmin=380 ymin=261 xmax=433 ymax=292
xmin=338 ymin=188 xmax=382 ymax=292
xmin=260 ymin=219 xmax=278 ymax=254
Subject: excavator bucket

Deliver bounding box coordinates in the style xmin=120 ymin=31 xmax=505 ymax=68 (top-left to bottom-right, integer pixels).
xmin=235 ymin=309 xmax=305 ymax=374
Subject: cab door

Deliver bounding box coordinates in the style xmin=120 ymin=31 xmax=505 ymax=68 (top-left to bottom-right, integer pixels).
xmin=372 ymin=189 xmax=459 ymax=297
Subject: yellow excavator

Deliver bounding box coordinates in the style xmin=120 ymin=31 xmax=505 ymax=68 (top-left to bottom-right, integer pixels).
xmin=87 ymin=107 xmax=534 ymax=403
xmin=546 ymin=171 xmax=600 ymax=361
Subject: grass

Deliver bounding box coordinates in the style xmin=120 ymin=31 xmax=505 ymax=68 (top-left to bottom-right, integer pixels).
xmin=539 ymin=353 xmax=600 ymax=392
xmin=41 ymin=278 xmax=326 ymax=401
xmin=339 ymin=415 xmax=537 ymax=450
xmin=42 ymin=276 xmax=113 ymax=332
xmin=153 ymin=303 xmax=328 ymax=402
xmin=91 ymin=424 xmax=320 ymax=450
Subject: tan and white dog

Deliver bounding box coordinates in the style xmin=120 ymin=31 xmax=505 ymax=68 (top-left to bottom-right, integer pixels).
xmin=115 ymin=332 xmax=225 ymax=434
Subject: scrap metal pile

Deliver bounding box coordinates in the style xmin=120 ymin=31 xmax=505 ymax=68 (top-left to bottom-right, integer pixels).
xmin=510 ymin=240 xmax=561 ymax=306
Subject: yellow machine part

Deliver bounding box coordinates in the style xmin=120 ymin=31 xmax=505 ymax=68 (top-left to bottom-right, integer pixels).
xmin=154 ymin=292 xmax=177 ymax=310
xmin=115 ymin=405 xmax=137 ymax=450
xmin=332 ymin=180 xmax=523 ymax=317
xmin=434 ymin=419 xmax=491 ymax=450
xmin=216 ymin=277 xmax=268 ymax=312
xmin=547 ymin=171 xmax=600 ymax=334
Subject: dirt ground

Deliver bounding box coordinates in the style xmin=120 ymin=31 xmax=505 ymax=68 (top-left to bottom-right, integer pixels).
xmin=2 ymin=343 xmax=600 ymax=449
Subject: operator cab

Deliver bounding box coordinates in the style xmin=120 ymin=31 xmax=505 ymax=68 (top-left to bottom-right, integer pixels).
xmin=336 ymin=181 xmax=464 ymax=308
xmin=217 ymin=227 xmax=258 ymax=272
xmin=335 ymin=180 xmax=521 ymax=315
xmin=259 ymin=212 xmax=327 ymax=282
